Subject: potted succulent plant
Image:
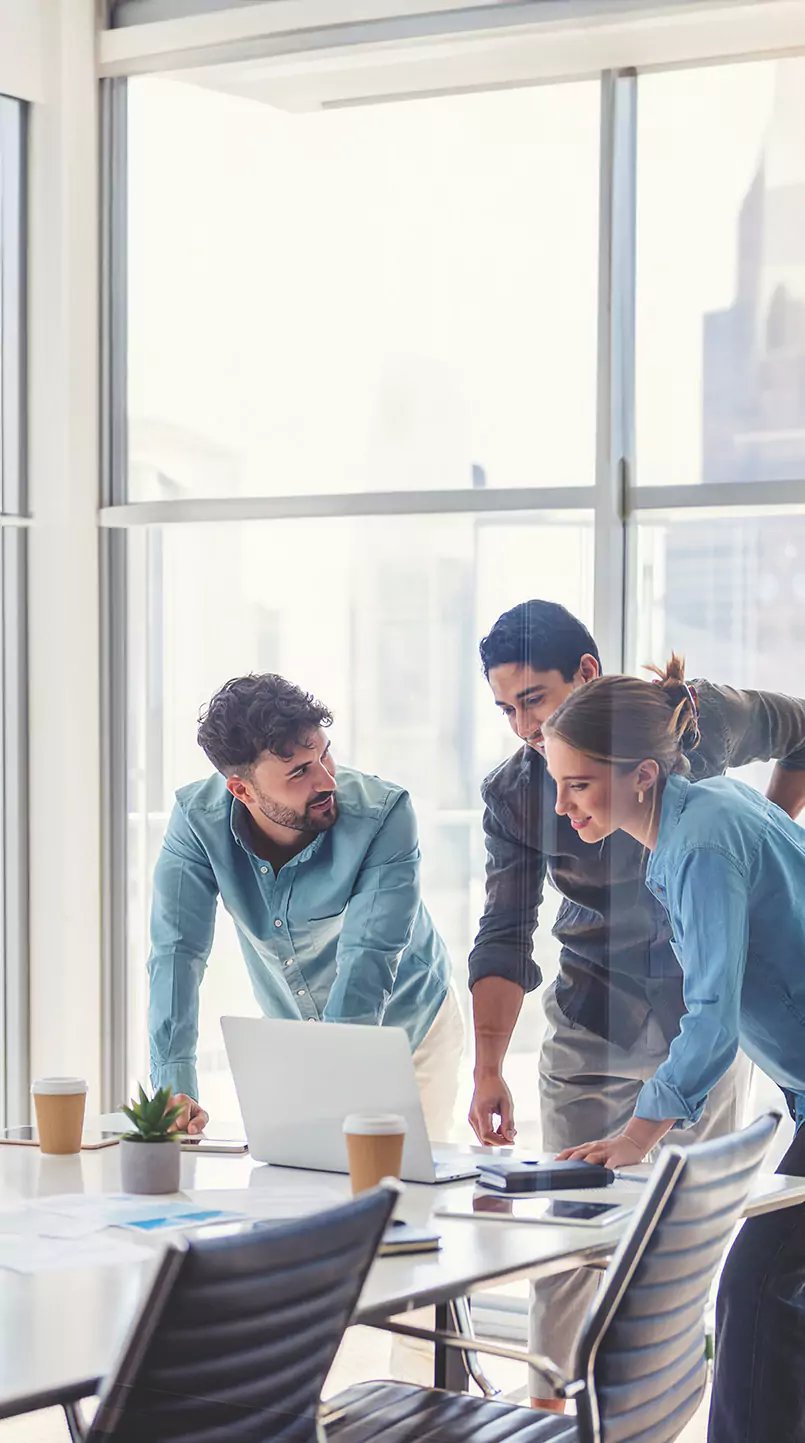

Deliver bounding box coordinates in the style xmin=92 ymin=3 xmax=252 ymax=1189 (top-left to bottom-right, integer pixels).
xmin=119 ymin=1085 xmax=184 ymax=1195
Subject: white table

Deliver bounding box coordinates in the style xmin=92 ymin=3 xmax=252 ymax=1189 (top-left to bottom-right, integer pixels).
xmin=0 ymin=1143 xmax=803 ymax=1420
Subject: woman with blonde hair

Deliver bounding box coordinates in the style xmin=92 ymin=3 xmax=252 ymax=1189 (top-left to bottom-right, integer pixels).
xmin=543 ymin=656 xmax=805 ymax=1442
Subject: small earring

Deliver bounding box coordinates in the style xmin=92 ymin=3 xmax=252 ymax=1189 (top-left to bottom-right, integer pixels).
xmin=637 ymin=790 xmax=644 ymax=805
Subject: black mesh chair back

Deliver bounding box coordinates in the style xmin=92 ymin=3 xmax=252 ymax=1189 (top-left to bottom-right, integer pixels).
xmin=573 ymin=1112 xmax=779 ymax=1443
xmin=84 ymin=1184 xmax=396 ymax=1443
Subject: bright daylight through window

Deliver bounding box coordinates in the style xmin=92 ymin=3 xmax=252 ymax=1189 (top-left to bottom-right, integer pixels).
xmin=121 ymin=74 xmax=600 ymax=1131
xmin=112 ymin=52 xmax=805 ymax=1144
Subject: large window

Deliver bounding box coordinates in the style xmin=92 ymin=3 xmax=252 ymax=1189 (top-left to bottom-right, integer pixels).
xmin=636 ymin=56 xmax=805 ymax=487
xmin=127 ymin=77 xmax=599 ymax=499
xmin=0 ymin=96 xmax=28 ymax=1127
xmin=631 ymin=57 xmax=805 ymax=1152
xmin=105 ymin=47 xmax=805 ymax=1146
xmin=110 ymin=70 xmax=601 ymax=1131
xmin=125 ymin=514 xmax=592 ymax=1125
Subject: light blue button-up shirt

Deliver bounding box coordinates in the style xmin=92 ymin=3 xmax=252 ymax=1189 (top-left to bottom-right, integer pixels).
xmin=636 ymin=773 xmax=805 ymax=1126
xmin=148 ymin=766 xmax=450 ymax=1099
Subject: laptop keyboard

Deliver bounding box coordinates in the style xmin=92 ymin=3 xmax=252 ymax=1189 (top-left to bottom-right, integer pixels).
xmin=433 ymin=1151 xmax=480 ymax=1181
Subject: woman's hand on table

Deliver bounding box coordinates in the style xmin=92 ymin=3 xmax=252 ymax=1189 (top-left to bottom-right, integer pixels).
xmin=557 ymin=1115 xmax=675 ymax=1168
xmin=557 ymin=1133 xmax=648 ymax=1168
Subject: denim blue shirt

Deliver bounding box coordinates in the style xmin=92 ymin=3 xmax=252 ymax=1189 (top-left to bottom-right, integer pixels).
xmin=470 ymin=680 xmax=805 ymax=1049
xmin=148 ymin=766 xmax=450 ymax=1099
xmin=636 ymin=773 xmax=805 ymax=1125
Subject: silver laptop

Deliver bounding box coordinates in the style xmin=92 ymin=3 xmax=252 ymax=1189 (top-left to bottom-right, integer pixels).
xmin=221 ymin=1016 xmax=480 ymax=1184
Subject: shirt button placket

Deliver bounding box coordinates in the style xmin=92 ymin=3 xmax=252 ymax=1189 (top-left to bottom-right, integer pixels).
xmin=275 ymin=877 xmax=295 ymax=984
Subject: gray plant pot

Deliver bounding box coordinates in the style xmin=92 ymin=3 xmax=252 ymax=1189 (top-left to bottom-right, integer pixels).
xmin=120 ymin=1138 xmax=181 ymax=1195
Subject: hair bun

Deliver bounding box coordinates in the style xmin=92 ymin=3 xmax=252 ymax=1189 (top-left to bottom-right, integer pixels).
xmin=647 ymin=653 xmax=701 ymax=753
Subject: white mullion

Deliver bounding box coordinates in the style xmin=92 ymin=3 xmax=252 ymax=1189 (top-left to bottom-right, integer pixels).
xmin=593 ymin=69 xmax=635 ymax=674
xmin=629 ymin=480 xmax=805 ymax=516
xmin=98 ymin=486 xmax=596 ymax=527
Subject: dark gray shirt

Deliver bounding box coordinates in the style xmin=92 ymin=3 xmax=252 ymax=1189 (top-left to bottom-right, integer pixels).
xmin=468 ymin=681 xmax=805 ymax=1048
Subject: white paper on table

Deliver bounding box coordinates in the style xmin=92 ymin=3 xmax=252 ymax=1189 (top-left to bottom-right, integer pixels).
xmin=30 ymin=1193 xmax=247 ymax=1233
xmin=0 ymin=1232 xmax=152 ymax=1274
xmin=187 ymin=1183 xmax=342 ymax=1222
xmin=0 ymin=1208 xmax=107 ymax=1238
xmin=32 ymin=1192 xmax=181 ymax=1217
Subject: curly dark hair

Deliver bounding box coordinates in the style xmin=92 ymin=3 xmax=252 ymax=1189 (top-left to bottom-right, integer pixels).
xmin=197 ymin=674 xmax=333 ymax=775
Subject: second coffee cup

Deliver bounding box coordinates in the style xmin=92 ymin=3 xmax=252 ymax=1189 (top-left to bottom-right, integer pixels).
xmin=342 ymin=1113 xmax=407 ymax=1194
xmin=31 ymin=1077 xmax=88 ymax=1155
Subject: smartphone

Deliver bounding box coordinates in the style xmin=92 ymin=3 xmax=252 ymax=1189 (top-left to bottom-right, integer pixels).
xmin=470 ymin=1193 xmax=632 ymax=1227
xmin=0 ymin=1126 xmax=120 ymax=1151
xmin=179 ymin=1137 xmax=248 ymax=1155
xmin=437 ymin=1193 xmax=632 ymax=1228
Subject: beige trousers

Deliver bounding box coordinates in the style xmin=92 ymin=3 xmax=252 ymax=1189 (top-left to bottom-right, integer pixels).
xmin=389 ymin=986 xmax=465 ymax=1383
xmin=412 ymin=984 xmax=465 ymax=1143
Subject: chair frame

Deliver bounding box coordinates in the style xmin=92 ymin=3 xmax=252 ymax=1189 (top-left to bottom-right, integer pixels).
xmin=64 ymin=1240 xmax=190 ymax=1442
xmin=572 ymin=1149 xmax=688 ymax=1442
xmin=365 ymin=1136 xmax=757 ymax=1442
xmin=63 ymin=1182 xmax=400 ymax=1443
xmin=64 ymin=1121 xmax=777 ymax=1443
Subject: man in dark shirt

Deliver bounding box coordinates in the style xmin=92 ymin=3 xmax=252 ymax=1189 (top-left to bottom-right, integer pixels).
xmin=467 ymin=599 xmax=805 ymax=1412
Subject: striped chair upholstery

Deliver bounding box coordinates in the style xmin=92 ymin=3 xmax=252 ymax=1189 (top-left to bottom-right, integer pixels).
xmin=67 ymin=1185 xmax=396 ymax=1443
xmin=323 ymin=1113 xmax=778 ymax=1443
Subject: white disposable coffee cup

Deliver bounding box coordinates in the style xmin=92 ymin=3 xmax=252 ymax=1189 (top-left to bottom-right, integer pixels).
xmin=342 ymin=1113 xmax=407 ymax=1195
xmin=31 ymin=1077 xmax=88 ymax=1155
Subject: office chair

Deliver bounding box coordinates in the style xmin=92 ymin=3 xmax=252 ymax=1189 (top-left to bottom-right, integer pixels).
xmin=62 ymin=1183 xmax=397 ymax=1443
xmin=328 ymin=1112 xmax=779 ymax=1443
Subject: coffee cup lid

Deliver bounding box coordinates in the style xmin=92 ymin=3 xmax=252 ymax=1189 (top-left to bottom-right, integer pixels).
xmin=342 ymin=1113 xmax=407 ymax=1136
xmin=31 ymin=1077 xmax=88 ymax=1096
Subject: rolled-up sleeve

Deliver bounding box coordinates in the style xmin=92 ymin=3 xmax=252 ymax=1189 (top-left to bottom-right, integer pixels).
xmin=635 ymin=849 xmax=748 ymax=1126
xmin=717 ymin=683 xmax=805 ymax=771
xmin=467 ymin=790 xmax=547 ymax=993
xmin=323 ymin=792 xmax=420 ymax=1026
xmin=148 ymin=802 xmax=219 ymax=1100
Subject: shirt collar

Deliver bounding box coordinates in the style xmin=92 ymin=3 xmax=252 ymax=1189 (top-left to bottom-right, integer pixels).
xmin=229 ymin=795 xmax=253 ymax=851
xmin=646 ymin=772 xmax=690 ymax=888
xmin=229 ymin=794 xmax=326 ymax=866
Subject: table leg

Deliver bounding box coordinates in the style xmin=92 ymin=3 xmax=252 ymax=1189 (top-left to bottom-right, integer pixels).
xmin=434 ymin=1300 xmax=470 ymax=1392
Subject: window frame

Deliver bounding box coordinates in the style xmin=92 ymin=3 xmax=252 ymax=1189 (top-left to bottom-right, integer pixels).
xmin=0 ymin=94 xmax=30 ymax=1127
xmin=99 ymin=44 xmax=805 ymax=1106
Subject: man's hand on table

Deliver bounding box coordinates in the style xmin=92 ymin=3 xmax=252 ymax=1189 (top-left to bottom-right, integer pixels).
xmin=469 ymin=1070 xmax=517 ymax=1145
xmin=167 ymin=1093 xmax=209 ymax=1136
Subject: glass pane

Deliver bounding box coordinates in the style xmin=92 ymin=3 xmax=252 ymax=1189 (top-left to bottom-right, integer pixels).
xmin=126 ymin=513 xmax=593 ymax=1137
xmin=127 ymin=76 xmax=600 ymax=500
xmin=631 ymin=512 xmax=805 ymax=699
xmin=636 ymin=58 xmax=805 ymax=486
xmin=630 ymin=511 xmax=805 ymax=1151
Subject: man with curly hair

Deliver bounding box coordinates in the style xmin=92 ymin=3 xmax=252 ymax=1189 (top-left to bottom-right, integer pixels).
xmin=147 ymin=672 xmax=461 ymax=1139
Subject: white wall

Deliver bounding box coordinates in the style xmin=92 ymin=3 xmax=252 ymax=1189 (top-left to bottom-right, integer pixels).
xmin=26 ymin=0 xmax=103 ymax=1109
xmin=0 ymin=0 xmax=48 ymax=102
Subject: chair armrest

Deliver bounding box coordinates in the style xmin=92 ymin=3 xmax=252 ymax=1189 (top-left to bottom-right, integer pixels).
xmin=366 ymin=1318 xmax=582 ymax=1399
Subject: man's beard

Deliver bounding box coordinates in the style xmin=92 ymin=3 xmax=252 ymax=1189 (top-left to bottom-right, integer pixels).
xmin=254 ymin=789 xmax=338 ymax=835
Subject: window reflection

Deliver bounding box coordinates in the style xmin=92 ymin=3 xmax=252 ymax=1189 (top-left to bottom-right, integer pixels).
xmin=637 ymin=57 xmax=805 ymax=485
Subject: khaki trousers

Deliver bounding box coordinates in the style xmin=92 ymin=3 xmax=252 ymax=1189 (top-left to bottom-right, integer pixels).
xmin=390 ymin=986 xmax=465 ymax=1383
